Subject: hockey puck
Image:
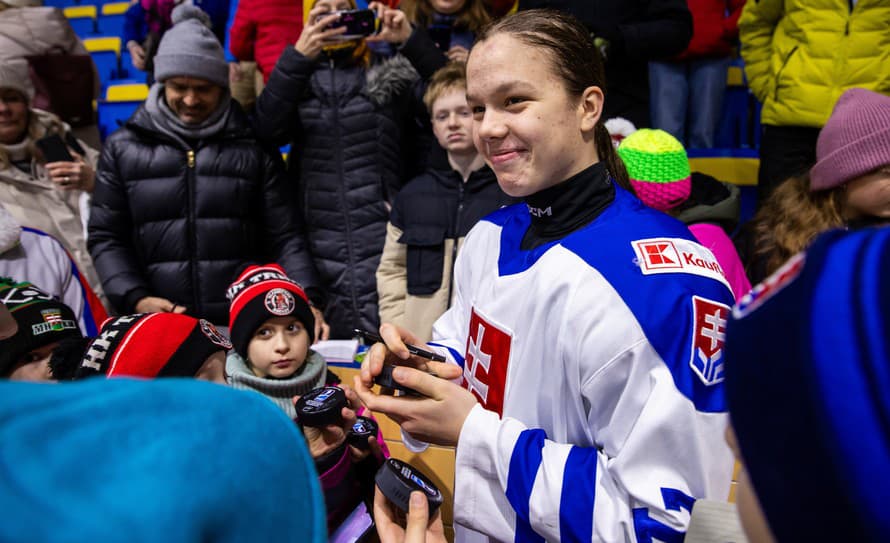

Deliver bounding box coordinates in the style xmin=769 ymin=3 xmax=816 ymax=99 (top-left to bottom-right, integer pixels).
xmin=347 ymin=416 xmax=379 ymax=450
xmin=375 ymin=458 xmax=442 ymax=516
xmin=373 ymin=364 xmax=422 ymax=396
xmin=294 ymin=386 xmax=347 ymax=428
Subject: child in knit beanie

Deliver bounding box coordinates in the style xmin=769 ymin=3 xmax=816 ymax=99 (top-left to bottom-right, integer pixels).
xmin=742 ymin=87 xmax=890 ymax=284
xmin=226 ymin=264 xmax=387 ymax=533
xmin=51 ymin=312 xmax=231 ymax=383
xmin=0 ymin=278 xmax=82 ymax=381
xmin=725 ymin=226 xmax=890 ymax=542
xmin=618 ymin=129 xmax=751 ymax=300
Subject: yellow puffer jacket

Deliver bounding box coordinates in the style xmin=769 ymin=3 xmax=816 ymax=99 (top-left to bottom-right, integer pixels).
xmin=739 ymin=0 xmax=890 ymax=128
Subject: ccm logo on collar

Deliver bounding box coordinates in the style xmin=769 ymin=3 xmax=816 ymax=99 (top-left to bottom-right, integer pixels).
xmin=631 ymin=237 xmax=731 ymax=291
xmin=527 ymin=205 xmax=552 ymax=217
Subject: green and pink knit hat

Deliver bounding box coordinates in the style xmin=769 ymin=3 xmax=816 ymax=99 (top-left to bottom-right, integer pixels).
xmin=617 ymin=129 xmax=691 ymax=212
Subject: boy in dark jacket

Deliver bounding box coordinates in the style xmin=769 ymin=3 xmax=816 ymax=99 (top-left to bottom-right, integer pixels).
xmin=90 ymin=5 xmax=325 ymax=334
xmin=376 ymin=62 xmax=514 ymax=341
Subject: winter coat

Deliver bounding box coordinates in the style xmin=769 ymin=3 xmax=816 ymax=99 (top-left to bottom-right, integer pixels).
xmin=674 ymin=172 xmax=750 ymax=301
xmin=739 ymin=0 xmax=890 ymax=128
xmin=0 ymin=6 xmax=88 ymax=61
xmin=254 ymin=47 xmax=420 ymax=338
xmin=0 ymin=6 xmax=99 ymax=103
xmin=0 ymin=109 xmax=103 ymax=306
xmin=227 ymin=0 xmax=301 ymax=80
xmin=376 ymin=165 xmax=515 ymax=341
xmin=517 ymin=0 xmax=693 ymax=127
xmin=88 ymin=101 xmax=317 ymax=325
xmin=676 ymin=0 xmax=746 ymax=60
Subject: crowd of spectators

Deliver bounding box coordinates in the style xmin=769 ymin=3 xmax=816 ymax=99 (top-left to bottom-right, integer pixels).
xmin=1 ymin=0 xmax=889 ymax=541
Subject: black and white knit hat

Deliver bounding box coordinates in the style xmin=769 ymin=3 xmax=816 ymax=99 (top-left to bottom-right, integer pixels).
xmin=0 ymin=278 xmax=81 ymax=377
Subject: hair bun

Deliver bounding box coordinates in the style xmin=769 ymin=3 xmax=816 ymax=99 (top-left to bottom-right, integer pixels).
xmin=171 ymin=4 xmax=212 ymax=28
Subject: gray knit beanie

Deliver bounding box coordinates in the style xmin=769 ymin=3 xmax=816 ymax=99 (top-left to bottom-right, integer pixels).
xmin=153 ymin=5 xmax=228 ymax=88
xmin=0 ymin=60 xmax=34 ymax=103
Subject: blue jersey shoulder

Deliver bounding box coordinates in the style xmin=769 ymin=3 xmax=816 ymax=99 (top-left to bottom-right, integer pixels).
xmin=489 ymin=187 xmax=730 ymax=413
xmin=564 ymin=188 xmax=731 ymax=412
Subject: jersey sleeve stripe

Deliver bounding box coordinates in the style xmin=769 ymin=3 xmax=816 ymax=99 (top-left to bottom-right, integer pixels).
xmin=505 ymin=429 xmax=546 ymax=543
xmin=559 ymin=446 xmax=598 ymax=542
xmin=427 ymin=342 xmax=465 ymax=368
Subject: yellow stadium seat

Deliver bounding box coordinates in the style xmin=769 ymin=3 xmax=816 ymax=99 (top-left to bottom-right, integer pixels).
xmin=689 ymin=156 xmax=759 ymax=187
xmin=105 ymin=83 xmax=149 ymax=102
xmin=83 ymin=36 xmax=121 ymax=56
xmin=63 ymin=5 xmax=97 ymax=19
xmin=101 ymin=1 xmax=130 ymax=16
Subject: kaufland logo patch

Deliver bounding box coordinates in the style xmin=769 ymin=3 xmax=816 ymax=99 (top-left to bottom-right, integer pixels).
xmin=632 ymin=237 xmax=731 ymax=291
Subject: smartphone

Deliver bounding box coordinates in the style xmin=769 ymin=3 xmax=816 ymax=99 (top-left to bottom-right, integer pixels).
xmin=323 ymin=9 xmax=378 ymax=40
xmin=35 ymin=134 xmax=74 ymax=163
xmin=64 ymin=132 xmax=86 ymax=156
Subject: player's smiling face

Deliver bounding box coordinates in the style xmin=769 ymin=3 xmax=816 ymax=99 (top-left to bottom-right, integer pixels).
xmin=466 ymin=33 xmax=601 ymax=198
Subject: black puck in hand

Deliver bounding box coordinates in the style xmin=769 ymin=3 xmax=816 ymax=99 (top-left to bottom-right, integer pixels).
xmin=373 ymin=364 xmax=422 ymax=396
xmin=347 ymin=416 xmax=379 ymax=450
xmin=375 ymin=458 xmax=442 ymax=516
xmin=294 ymin=386 xmax=347 ymax=428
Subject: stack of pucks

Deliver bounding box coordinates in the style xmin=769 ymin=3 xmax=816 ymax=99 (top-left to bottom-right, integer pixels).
xmin=617 ymin=128 xmax=692 ymax=212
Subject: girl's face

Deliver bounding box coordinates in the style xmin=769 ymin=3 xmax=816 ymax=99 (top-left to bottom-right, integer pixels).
xmin=8 ymin=342 xmax=58 ymax=382
xmin=842 ymin=166 xmax=890 ymax=224
xmin=430 ymin=0 xmax=466 ymax=15
xmin=466 ymin=33 xmax=602 ymax=198
xmin=247 ymin=316 xmax=310 ymax=379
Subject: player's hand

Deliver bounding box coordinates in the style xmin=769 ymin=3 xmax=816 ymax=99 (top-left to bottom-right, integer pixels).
xmin=367 ymin=2 xmax=412 ymax=45
xmin=295 ymin=8 xmax=348 ymax=59
xmin=375 ymin=488 xmax=447 ymax=543
xmin=354 ymin=365 xmax=472 ymax=447
xmin=358 ymin=323 xmax=461 ymax=389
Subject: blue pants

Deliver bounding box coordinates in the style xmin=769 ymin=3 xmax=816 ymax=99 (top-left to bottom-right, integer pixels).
xmin=649 ymin=57 xmax=730 ymax=149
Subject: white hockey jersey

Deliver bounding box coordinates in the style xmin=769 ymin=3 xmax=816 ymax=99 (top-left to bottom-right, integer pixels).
xmin=430 ymin=187 xmax=735 ymax=542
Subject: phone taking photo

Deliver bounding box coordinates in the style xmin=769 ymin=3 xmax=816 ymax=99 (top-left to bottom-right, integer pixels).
xmin=320 ymin=9 xmax=378 ymax=40
xmin=35 ymin=134 xmax=74 ymax=163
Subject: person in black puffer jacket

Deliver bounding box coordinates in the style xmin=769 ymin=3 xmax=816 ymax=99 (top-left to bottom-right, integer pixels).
xmin=89 ymin=6 xmax=321 ymax=329
xmin=254 ymin=0 xmax=423 ymax=339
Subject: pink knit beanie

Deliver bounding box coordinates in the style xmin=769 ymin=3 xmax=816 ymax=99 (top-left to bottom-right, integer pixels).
xmin=810 ymin=88 xmax=890 ymax=191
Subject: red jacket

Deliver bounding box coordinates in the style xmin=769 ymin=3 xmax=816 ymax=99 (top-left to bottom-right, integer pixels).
xmin=228 ymin=0 xmax=302 ymax=81
xmin=676 ymin=0 xmax=745 ymax=60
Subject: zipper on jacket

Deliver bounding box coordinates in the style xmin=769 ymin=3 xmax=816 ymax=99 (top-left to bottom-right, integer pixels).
xmin=446 ymin=178 xmax=465 ymax=308
xmin=773 ymin=45 xmax=798 ymax=101
xmin=328 ymin=63 xmax=362 ymax=328
xmin=186 ymin=148 xmax=200 ymax=316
